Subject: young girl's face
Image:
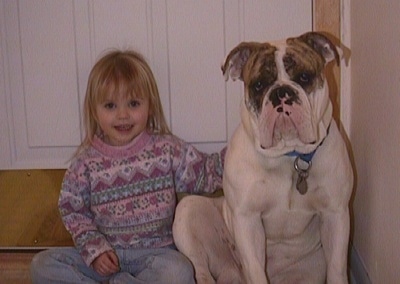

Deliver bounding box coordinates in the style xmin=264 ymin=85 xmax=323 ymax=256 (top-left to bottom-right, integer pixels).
xmin=96 ymin=91 xmax=150 ymax=146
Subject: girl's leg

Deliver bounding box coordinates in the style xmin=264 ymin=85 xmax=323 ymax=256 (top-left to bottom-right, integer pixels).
xmin=111 ymin=247 xmax=195 ymax=284
xmin=30 ymin=247 xmax=109 ymax=284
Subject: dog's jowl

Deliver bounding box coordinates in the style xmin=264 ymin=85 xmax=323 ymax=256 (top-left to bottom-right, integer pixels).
xmin=173 ymin=32 xmax=353 ymax=284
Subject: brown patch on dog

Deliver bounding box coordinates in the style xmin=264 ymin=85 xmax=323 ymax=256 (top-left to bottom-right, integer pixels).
xmin=241 ymin=44 xmax=277 ymax=114
xmin=222 ymin=42 xmax=278 ymax=115
xmin=284 ymin=38 xmax=326 ymax=94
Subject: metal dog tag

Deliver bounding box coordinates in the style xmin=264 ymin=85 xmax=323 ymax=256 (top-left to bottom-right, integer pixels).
xmin=294 ymin=157 xmax=312 ymax=195
xmin=296 ymin=171 xmax=309 ymax=194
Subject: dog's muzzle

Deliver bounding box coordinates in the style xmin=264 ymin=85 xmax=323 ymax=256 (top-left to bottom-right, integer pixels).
xmin=269 ymin=86 xmax=300 ymax=112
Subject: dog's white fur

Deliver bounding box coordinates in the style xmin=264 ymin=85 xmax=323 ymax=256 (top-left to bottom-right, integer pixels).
xmin=173 ymin=32 xmax=353 ymax=284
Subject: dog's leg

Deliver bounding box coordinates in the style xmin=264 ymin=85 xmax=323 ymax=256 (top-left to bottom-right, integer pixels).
xmin=317 ymin=122 xmax=353 ymax=284
xmin=320 ymin=207 xmax=350 ymax=284
xmin=173 ymin=196 xmax=244 ymax=284
xmin=268 ymin=245 xmax=326 ymax=284
xmin=174 ymin=196 xmax=216 ymax=283
xmin=228 ymin=211 xmax=268 ymax=284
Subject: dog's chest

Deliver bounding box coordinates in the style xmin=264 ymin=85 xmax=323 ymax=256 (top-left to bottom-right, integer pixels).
xmin=254 ymin=164 xmax=323 ymax=238
xmin=261 ymin=193 xmax=318 ymax=239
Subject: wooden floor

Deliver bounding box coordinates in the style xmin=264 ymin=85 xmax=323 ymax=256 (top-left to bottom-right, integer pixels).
xmin=0 ymin=252 xmax=36 ymax=284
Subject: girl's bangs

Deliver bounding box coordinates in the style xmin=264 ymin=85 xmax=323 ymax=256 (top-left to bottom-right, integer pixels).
xmin=96 ymin=64 xmax=146 ymax=103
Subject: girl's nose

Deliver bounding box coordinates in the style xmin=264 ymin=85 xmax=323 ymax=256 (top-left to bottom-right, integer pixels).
xmin=117 ymin=106 xmax=129 ymax=119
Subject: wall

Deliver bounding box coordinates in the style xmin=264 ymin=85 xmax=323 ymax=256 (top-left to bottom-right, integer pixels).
xmin=0 ymin=0 xmax=311 ymax=169
xmin=350 ymin=0 xmax=400 ymax=282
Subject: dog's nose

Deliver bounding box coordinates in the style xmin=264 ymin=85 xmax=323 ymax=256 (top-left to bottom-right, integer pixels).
xmin=274 ymin=86 xmax=296 ymax=99
xmin=270 ymin=86 xmax=298 ymax=108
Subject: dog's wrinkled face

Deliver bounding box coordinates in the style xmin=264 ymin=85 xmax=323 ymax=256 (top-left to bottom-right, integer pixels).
xmin=222 ymin=32 xmax=339 ymax=154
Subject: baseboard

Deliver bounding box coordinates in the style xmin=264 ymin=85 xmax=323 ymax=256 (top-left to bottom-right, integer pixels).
xmin=349 ymin=244 xmax=372 ymax=284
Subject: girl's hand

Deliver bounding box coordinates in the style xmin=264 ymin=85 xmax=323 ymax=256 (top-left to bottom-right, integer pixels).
xmin=92 ymin=250 xmax=120 ymax=276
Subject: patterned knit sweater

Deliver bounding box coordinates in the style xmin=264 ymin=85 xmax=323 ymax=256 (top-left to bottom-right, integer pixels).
xmin=59 ymin=131 xmax=225 ymax=266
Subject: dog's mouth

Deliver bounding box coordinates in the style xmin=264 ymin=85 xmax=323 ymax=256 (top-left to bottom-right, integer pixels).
xmin=272 ymin=113 xmax=300 ymax=142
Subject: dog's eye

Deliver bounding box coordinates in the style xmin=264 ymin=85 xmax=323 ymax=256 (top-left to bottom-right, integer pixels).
xmin=297 ymin=72 xmax=313 ymax=86
xmin=299 ymin=73 xmax=310 ymax=82
xmin=252 ymin=81 xmax=265 ymax=93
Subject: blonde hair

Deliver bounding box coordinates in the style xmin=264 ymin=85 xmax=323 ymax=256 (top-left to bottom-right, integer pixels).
xmin=75 ymin=49 xmax=170 ymax=157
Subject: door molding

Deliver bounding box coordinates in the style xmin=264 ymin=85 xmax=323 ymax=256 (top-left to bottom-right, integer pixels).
xmin=313 ymin=0 xmax=341 ymax=122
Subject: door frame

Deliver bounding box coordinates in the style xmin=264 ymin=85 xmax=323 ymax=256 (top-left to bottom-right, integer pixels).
xmin=313 ymin=0 xmax=351 ymax=132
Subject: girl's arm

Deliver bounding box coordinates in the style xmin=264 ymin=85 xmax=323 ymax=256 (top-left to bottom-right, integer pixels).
xmin=59 ymin=162 xmax=113 ymax=267
xmin=173 ymin=136 xmax=226 ymax=194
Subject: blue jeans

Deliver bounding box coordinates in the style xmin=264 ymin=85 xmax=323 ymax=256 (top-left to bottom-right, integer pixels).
xmin=30 ymin=246 xmax=195 ymax=284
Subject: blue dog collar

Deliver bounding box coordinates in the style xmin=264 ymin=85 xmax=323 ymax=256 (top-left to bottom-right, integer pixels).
xmin=285 ymin=123 xmax=331 ymax=163
xmin=285 ymin=149 xmax=317 ymax=163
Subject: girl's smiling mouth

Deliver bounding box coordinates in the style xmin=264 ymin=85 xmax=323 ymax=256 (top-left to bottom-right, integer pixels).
xmin=115 ymin=124 xmax=133 ymax=132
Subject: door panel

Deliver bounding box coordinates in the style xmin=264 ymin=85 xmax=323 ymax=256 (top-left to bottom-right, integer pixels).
xmin=0 ymin=0 xmax=312 ymax=169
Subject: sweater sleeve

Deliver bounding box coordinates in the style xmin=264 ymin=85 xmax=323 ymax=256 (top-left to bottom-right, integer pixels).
xmin=58 ymin=160 xmax=113 ymax=266
xmin=172 ymin=137 xmax=226 ymax=194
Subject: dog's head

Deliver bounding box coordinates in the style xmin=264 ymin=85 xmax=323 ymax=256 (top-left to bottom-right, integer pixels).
xmin=222 ymin=32 xmax=339 ymax=156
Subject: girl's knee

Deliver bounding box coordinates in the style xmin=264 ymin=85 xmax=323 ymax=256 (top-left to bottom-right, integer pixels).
xmin=31 ymin=250 xmax=51 ymax=270
xmin=165 ymin=250 xmax=195 ymax=284
xmin=30 ymin=250 xmax=53 ymax=283
xmin=30 ymin=248 xmax=92 ymax=284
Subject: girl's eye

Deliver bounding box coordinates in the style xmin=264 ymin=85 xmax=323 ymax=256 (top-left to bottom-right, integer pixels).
xmin=129 ymin=100 xmax=140 ymax=107
xmin=104 ymin=102 xmax=116 ymax=109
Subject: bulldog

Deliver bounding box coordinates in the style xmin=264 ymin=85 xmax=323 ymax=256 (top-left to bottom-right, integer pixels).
xmin=173 ymin=32 xmax=353 ymax=284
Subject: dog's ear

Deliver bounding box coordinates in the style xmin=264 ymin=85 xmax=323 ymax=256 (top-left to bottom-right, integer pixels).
xmin=221 ymin=42 xmax=260 ymax=81
xmin=298 ymin=32 xmax=340 ymax=66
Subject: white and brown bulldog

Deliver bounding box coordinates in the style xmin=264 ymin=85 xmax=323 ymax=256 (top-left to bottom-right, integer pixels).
xmin=173 ymin=32 xmax=353 ymax=284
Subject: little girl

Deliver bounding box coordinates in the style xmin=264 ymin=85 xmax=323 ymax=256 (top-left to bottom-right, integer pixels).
xmin=30 ymin=50 xmax=225 ymax=283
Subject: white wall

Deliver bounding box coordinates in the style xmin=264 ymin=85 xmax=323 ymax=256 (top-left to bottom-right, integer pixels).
xmin=350 ymin=0 xmax=400 ymax=282
xmin=0 ymin=0 xmax=311 ymax=169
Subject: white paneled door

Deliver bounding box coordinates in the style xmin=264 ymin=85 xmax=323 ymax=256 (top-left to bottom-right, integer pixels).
xmin=0 ymin=0 xmax=311 ymax=169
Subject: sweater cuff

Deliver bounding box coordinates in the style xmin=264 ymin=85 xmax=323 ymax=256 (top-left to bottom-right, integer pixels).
xmin=79 ymin=237 xmax=114 ymax=266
